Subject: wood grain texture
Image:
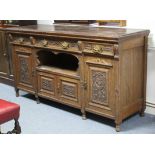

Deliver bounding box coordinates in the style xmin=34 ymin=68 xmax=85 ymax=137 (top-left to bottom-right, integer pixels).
xmin=7 ymin=24 xmax=150 ymax=131
xmin=5 ymin=24 xmax=150 ymax=41
xmin=0 ymin=21 xmax=37 ymax=85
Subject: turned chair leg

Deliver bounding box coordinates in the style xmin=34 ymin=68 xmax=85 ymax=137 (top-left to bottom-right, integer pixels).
xmin=14 ymin=119 xmax=21 ymax=134
xmin=7 ymin=119 xmax=21 ymax=134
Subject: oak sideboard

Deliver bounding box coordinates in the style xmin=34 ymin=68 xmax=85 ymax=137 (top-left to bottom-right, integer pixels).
xmin=6 ymin=24 xmax=150 ymax=131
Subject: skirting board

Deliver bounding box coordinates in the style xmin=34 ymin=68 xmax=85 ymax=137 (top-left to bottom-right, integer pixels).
xmin=146 ymin=102 xmax=155 ymax=115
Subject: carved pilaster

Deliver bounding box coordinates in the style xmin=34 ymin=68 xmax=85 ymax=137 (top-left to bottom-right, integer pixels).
xmin=113 ymin=44 xmax=119 ymax=59
xmin=30 ymin=36 xmax=36 ymax=45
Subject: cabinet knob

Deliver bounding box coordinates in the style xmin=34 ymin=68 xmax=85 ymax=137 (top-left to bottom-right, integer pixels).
xmin=61 ymin=42 xmax=69 ymax=49
xmin=42 ymin=40 xmax=48 ymax=47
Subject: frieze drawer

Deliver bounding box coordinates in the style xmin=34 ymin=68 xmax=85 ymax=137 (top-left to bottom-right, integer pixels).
xmin=9 ymin=34 xmax=81 ymax=53
xmin=83 ymin=42 xmax=117 ymax=57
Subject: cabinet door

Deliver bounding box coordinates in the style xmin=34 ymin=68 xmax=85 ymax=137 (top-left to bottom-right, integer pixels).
xmin=58 ymin=76 xmax=81 ymax=108
xmin=0 ymin=31 xmax=9 ymax=77
xmin=14 ymin=47 xmax=35 ymax=93
xmin=85 ymin=57 xmax=115 ymax=117
xmin=37 ymin=71 xmax=57 ymax=100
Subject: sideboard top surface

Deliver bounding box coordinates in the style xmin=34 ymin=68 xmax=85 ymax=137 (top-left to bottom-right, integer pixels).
xmin=5 ymin=24 xmax=150 ymax=41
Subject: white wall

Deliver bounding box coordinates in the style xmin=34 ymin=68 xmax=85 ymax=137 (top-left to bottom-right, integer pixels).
xmin=127 ymin=20 xmax=155 ymax=114
xmin=37 ymin=20 xmax=53 ymax=25
xmin=38 ymin=20 xmax=155 ymax=114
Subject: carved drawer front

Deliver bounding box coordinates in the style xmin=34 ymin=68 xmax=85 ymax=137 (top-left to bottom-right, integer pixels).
xmin=58 ymin=77 xmax=81 ymax=107
xmin=37 ymin=71 xmax=57 ymax=99
xmin=85 ymin=56 xmax=113 ymax=67
xmin=35 ymin=39 xmax=80 ymax=53
xmin=15 ymin=49 xmax=35 ymax=92
xmin=83 ymin=42 xmax=115 ymax=57
xmin=85 ymin=61 xmax=115 ymax=117
xmin=10 ymin=34 xmax=81 ymax=53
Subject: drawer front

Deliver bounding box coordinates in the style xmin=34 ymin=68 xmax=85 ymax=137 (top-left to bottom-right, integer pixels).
xmin=9 ymin=34 xmax=81 ymax=53
xmin=83 ymin=42 xmax=115 ymax=57
xmin=84 ymin=56 xmax=113 ymax=67
xmin=9 ymin=34 xmax=119 ymax=57
xmin=37 ymin=71 xmax=57 ymax=99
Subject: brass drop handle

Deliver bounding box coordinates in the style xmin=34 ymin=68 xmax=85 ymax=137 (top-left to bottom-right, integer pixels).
xmin=19 ymin=38 xmax=24 ymax=44
xmin=61 ymin=42 xmax=69 ymax=49
xmin=42 ymin=40 xmax=48 ymax=47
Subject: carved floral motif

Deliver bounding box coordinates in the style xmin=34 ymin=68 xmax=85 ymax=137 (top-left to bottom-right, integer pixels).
xmin=19 ymin=58 xmax=30 ymax=84
xmin=84 ymin=43 xmax=114 ymax=56
xmin=91 ymin=70 xmax=108 ymax=104
xmin=42 ymin=79 xmax=54 ymax=91
xmin=62 ymin=84 xmax=76 ymax=98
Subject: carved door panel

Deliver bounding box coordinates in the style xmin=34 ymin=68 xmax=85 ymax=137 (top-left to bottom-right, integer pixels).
xmin=58 ymin=77 xmax=81 ymax=108
xmin=14 ymin=48 xmax=35 ymax=93
xmin=0 ymin=31 xmax=9 ymax=77
xmin=85 ymin=57 xmax=115 ymax=117
xmin=37 ymin=71 xmax=57 ymax=99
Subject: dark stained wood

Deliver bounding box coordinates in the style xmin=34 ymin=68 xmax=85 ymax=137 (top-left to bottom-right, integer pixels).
xmin=5 ymin=24 xmax=149 ymax=41
xmin=97 ymin=20 xmax=126 ymax=27
xmin=0 ymin=31 xmax=9 ymax=76
xmin=0 ymin=21 xmax=37 ymax=85
xmin=54 ymin=20 xmax=96 ymax=24
xmin=6 ymin=24 xmax=150 ymax=131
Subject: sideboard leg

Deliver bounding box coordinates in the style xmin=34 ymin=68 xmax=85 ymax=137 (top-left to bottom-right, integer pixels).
xmin=15 ymin=88 xmax=19 ymax=97
xmin=35 ymin=95 xmax=40 ymax=104
xmin=139 ymin=102 xmax=146 ymax=117
xmin=139 ymin=110 xmax=145 ymax=117
xmin=81 ymin=108 xmax=87 ymax=120
xmin=82 ymin=112 xmax=87 ymax=120
xmin=115 ymin=124 xmax=121 ymax=132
